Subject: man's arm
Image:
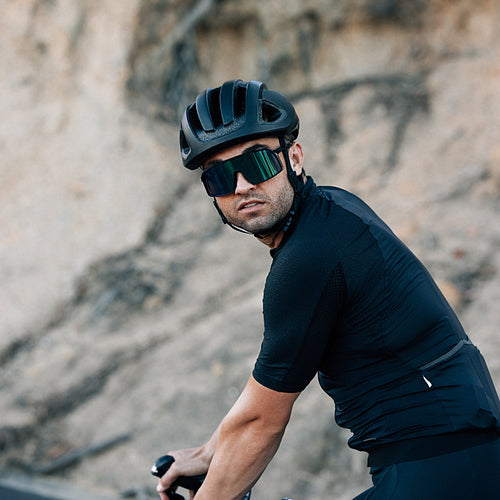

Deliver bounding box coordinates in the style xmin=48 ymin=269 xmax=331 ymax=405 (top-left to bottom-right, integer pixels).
xmin=195 ymin=376 xmax=300 ymax=500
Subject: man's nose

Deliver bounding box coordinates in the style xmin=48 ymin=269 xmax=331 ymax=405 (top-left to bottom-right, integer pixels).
xmin=234 ymin=172 xmax=255 ymax=194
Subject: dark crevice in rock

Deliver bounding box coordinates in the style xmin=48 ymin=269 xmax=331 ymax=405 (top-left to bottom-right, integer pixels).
xmin=126 ymin=0 xmax=228 ymax=122
xmin=291 ymin=73 xmax=429 ymax=167
xmin=1 ymin=338 xmax=163 ymax=462
xmin=365 ymin=0 xmax=427 ymax=28
xmin=0 ymin=337 xmax=36 ymax=368
xmin=143 ymin=181 xmax=193 ymax=245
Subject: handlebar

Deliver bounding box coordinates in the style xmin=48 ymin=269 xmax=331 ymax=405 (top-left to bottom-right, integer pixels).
xmin=151 ymin=454 xmax=251 ymax=500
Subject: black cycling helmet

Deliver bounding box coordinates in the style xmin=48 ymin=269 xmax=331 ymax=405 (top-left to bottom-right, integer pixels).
xmin=180 ymin=79 xmax=299 ymax=170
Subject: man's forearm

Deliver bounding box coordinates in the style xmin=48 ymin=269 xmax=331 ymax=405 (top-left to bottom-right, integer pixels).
xmin=193 ymin=376 xmax=299 ymax=499
xmin=158 ymin=377 xmax=299 ymax=500
xmin=195 ymin=414 xmax=286 ymax=500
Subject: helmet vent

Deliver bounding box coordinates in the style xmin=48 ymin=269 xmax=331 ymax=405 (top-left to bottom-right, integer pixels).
xmin=186 ymin=104 xmax=202 ymax=132
xmin=179 ymin=129 xmax=190 ymax=155
xmin=207 ymin=88 xmax=223 ymax=128
xmin=261 ymin=101 xmax=283 ymax=123
xmin=234 ymin=85 xmax=247 ymax=119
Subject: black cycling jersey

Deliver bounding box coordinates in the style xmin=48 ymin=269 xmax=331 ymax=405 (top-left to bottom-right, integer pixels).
xmin=252 ymin=177 xmax=500 ymax=460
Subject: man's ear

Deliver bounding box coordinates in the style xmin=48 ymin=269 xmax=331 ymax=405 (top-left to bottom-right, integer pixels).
xmin=288 ymin=142 xmax=304 ymax=176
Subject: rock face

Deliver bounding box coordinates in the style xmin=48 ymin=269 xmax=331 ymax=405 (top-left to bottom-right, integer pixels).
xmin=1 ymin=1 xmax=500 ymax=498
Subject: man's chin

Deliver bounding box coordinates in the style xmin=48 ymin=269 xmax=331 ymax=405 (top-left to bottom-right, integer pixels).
xmin=249 ymin=222 xmax=282 ymax=238
xmin=241 ymin=219 xmax=276 ymax=235
xmin=228 ymin=212 xmax=286 ymax=236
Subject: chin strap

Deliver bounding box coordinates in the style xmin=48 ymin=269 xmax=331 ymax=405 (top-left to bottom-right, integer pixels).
xmin=212 ymin=198 xmax=253 ymax=234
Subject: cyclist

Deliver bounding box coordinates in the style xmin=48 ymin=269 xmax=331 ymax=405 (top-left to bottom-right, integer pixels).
xmin=156 ymin=80 xmax=500 ymax=499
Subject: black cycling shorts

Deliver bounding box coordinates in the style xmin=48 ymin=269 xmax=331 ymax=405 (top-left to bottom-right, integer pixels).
xmin=353 ymin=437 xmax=500 ymax=500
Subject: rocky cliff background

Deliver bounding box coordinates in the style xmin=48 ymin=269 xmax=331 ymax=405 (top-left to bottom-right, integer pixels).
xmin=1 ymin=1 xmax=500 ymax=499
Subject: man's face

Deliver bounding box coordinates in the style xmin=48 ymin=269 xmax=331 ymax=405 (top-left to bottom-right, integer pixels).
xmin=203 ymin=138 xmax=302 ymax=237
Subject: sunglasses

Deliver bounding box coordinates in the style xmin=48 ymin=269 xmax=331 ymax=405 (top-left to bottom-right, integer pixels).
xmin=201 ymin=146 xmax=286 ymax=197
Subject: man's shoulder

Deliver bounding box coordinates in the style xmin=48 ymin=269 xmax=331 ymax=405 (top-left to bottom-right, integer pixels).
xmin=306 ymin=183 xmax=386 ymax=229
xmin=272 ymin=185 xmax=371 ymax=260
xmin=299 ymin=184 xmax=374 ymax=229
xmin=314 ymin=184 xmax=372 ymax=210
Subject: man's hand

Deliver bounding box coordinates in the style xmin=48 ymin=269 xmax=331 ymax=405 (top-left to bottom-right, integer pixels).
xmin=156 ymin=428 xmax=221 ymax=500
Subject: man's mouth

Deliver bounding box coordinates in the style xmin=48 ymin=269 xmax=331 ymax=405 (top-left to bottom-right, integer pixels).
xmin=238 ymin=200 xmax=265 ymax=212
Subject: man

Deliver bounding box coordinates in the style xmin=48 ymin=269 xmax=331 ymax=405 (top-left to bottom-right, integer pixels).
xmin=156 ymin=80 xmax=500 ymax=499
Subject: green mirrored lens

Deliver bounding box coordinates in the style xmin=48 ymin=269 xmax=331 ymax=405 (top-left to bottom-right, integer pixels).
xmin=201 ymin=149 xmax=283 ymax=197
xmin=242 ymin=150 xmax=282 ymax=185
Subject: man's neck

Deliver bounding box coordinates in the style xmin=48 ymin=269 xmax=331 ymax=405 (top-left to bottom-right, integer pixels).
xmin=255 ymin=229 xmax=284 ymax=249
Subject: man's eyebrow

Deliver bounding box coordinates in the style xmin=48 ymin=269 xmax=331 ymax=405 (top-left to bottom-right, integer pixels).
xmin=242 ymin=143 xmax=268 ymax=154
xmin=204 ymin=144 xmax=269 ymax=170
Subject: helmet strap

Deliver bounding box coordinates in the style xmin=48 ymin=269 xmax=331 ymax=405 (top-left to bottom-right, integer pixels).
xmin=212 ymin=198 xmax=253 ymax=235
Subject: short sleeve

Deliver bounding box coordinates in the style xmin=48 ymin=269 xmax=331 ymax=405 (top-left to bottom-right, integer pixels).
xmin=252 ymin=245 xmax=347 ymax=393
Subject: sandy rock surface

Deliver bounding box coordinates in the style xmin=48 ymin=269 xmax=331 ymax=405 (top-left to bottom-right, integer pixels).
xmin=1 ymin=1 xmax=499 ymax=499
